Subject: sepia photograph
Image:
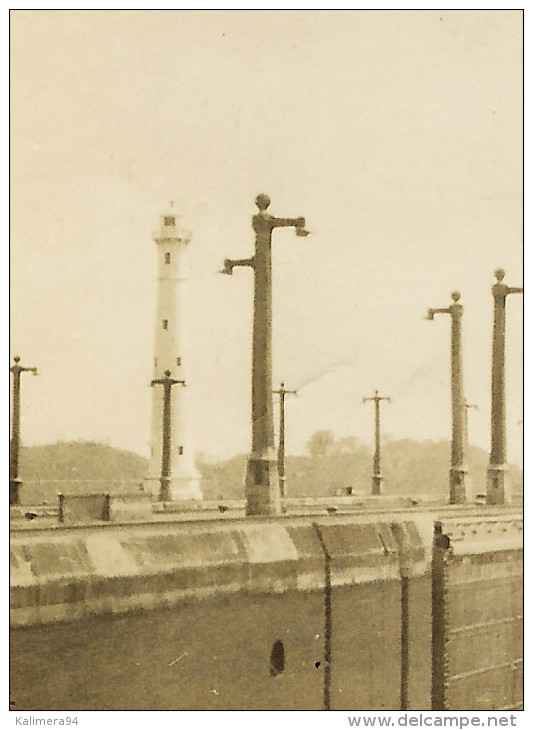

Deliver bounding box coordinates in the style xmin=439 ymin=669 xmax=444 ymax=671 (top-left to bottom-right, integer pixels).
xmin=9 ymin=8 xmax=523 ymax=718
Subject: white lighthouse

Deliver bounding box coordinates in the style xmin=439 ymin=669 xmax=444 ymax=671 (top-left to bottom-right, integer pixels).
xmin=146 ymin=207 xmax=202 ymax=501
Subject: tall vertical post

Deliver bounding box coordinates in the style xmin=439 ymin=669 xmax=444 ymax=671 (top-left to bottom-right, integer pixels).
xmin=273 ymin=382 xmax=298 ymax=501
xmin=10 ymin=356 xmax=38 ymax=506
xmin=463 ymin=400 xmax=478 ymax=451
xmin=151 ymin=371 xmax=185 ymax=502
xmin=427 ymin=292 xmax=468 ymax=504
xmin=363 ymin=390 xmax=391 ymax=495
xmin=222 ymin=194 xmax=308 ymax=515
xmin=486 ymin=269 xmax=523 ymax=505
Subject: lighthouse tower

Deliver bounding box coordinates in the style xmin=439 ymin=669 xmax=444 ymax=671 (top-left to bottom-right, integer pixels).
xmin=146 ymin=207 xmax=202 ymax=501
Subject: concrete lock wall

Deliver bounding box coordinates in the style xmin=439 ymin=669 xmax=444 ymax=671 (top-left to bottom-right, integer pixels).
xmin=431 ymin=515 xmax=523 ymax=711
xmin=9 ymin=513 xmax=520 ymax=711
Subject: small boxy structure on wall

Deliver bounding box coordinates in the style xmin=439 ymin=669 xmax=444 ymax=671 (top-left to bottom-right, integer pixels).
xmin=57 ymin=493 xmax=111 ymax=524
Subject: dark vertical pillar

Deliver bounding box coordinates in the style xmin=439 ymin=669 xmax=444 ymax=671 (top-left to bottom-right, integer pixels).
xmin=223 ymin=195 xmax=307 ymax=516
xmin=449 ymin=293 xmax=467 ymax=504
xmin=245 ymin=199 xmax=278 ymax=515
xmin=373 ymin=396 xmax=382 ymax=495
xmin=151 ymin=371 xmax=185 ymax=502
xmin=426 ymin=293 xmax=468 ymax=504
xmin=487 ymin=269 xmax=523 ymax=505
xmin=363 ymin=390 xmax=390 ymax=495
xmin=273 ymin=382 xmax=298 ymax=503
xmin=10 ymin=356 xmax=37 ymax=506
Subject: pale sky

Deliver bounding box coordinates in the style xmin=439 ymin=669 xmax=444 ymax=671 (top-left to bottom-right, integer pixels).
xmin=10 ymin=10 xmax=523 ymax=465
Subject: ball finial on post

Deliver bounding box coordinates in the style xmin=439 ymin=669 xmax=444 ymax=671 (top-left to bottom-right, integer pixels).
xmin=255 ymin=193 xmax=271 ymax=211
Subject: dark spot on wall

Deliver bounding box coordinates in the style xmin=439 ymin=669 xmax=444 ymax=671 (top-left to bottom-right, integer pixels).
xmin=269 ymin=640 xmax=285 ymax=677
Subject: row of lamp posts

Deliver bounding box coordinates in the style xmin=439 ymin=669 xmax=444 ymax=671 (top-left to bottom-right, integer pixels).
xmin=222 ymin=196 xmax=522 ymax=514
xmin=10 ymin=198 xmax=522 ymax=513
xmin=426 ymin=271 xmax=522 ymax=505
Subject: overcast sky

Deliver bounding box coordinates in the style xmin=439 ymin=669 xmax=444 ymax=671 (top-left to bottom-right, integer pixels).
xmin=10 ymin=10 xmax=523 ymax=466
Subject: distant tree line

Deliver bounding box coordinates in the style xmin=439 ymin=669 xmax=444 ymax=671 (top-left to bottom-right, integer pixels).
xmin=18 ymin=434 xmax=522 ymax=505
xmin=197 ymin=431 xmax=523 ymax=501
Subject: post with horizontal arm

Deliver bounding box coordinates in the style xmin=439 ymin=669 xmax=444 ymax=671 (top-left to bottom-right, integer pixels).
xmin=273 ymin=382 xmax=298 ymax=504
xmin=151 ymin=370 xmax=185 ymax=502
xmin=463 ymin=400 xmax=478 ymax=452
xmin=426 ymin=292 xmax=469 ymax=504
xmin=363 ymin=390 xmax=391 ymax=495
xmin=486 ymin=269 xmax=523 ymax=505
xmin=222 ymin=194 xmax=308 ymax=516
xmin=10 ymin=356 xmax=38 ymax=506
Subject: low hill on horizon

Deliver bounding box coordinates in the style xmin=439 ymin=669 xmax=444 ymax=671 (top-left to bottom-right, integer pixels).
xmin=20 ymin=441 xmax=149 ymax=482
xmin=17 ymin=438 xmax=522 ymax=505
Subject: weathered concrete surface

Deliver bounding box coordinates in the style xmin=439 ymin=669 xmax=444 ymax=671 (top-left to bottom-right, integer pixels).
xmin=316 ymin=518 xmax=434 ymax=710
xmin=432 ymin=515 xmax=523 ymax=711
xmin=10 ymin=520 xmax=327 ymax=627
xmin=11 ymin=592 xmax=325 ymax=711
xmin=10 ymin=511 xmax=521 ymax=711
xmin=10 ymin=516 xmax=432 ymax=628
xmin=392 ymin=519 xmax=434 ymax=711
xmin=317 ymin=520 xmax=401 ymax=709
